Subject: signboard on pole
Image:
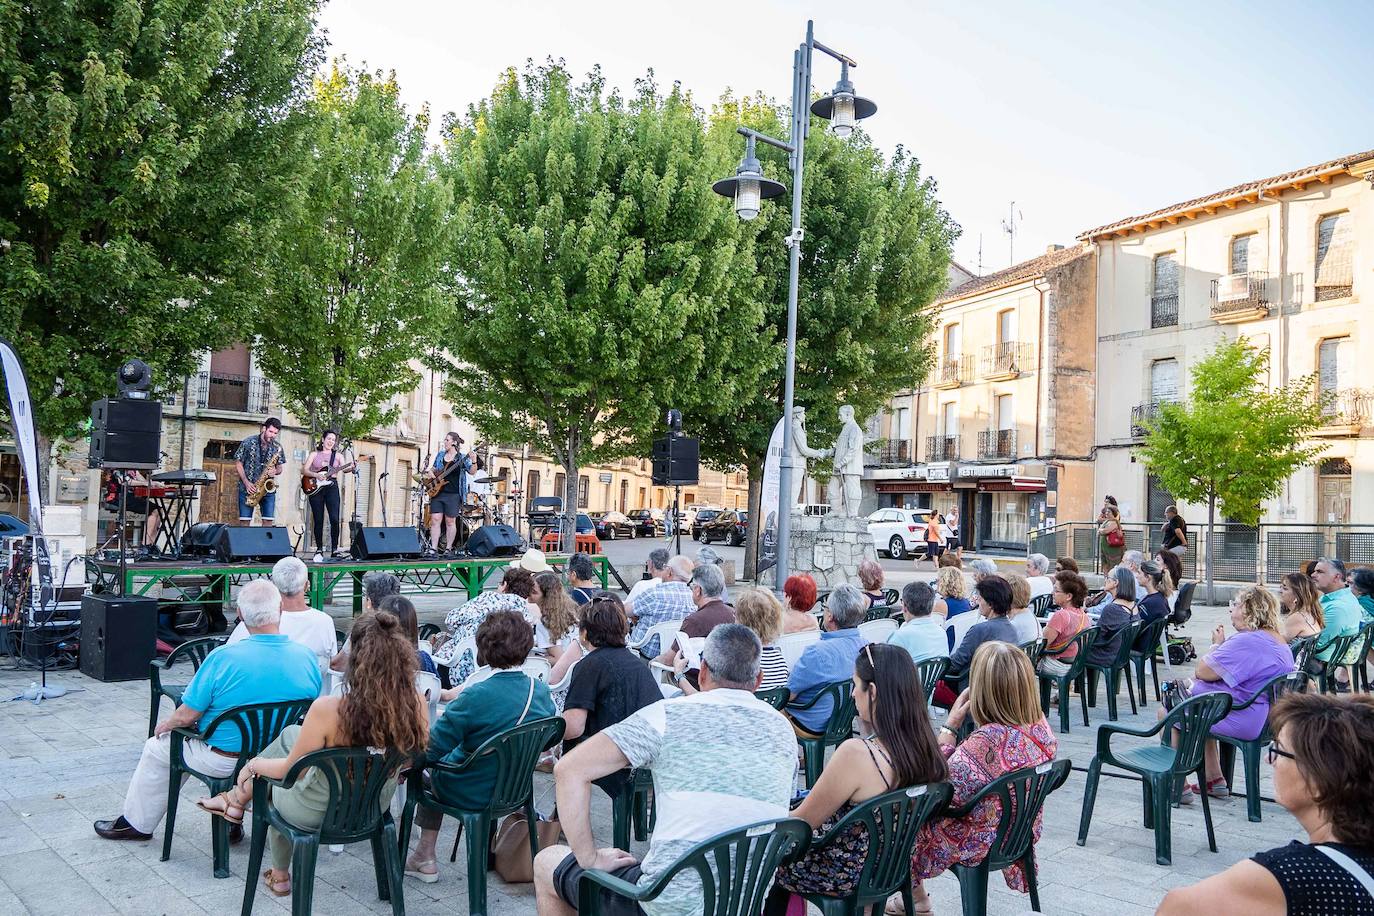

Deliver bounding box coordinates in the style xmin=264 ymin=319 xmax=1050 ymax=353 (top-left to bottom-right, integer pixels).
xmin=757 ymin=415 xmax=785 ymax=574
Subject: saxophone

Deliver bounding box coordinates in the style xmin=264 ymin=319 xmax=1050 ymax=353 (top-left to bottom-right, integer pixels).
xmin=245 ymin=445 xmax=281 ymax=508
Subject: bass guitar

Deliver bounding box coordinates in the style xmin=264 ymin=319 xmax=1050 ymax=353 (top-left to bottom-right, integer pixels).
xmin=425 ymin=449 xmax=473 ymax=500
xmin=301 ymin=452 xmax=357 ymax=495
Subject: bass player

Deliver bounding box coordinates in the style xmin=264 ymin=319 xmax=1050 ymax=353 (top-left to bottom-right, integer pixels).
xmin=425 ymin=431 xmax=472 ymax=557
xmin=235 ymin=417 xmax=285 ymax=525
xmin=302 ymin=429 xmax=357 ymax=561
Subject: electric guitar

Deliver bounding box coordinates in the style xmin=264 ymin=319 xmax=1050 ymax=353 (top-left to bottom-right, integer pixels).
xmin=301 ymin=452 xmax=357 ymax=495
xmin=424 ymin=448 xmax=472 ymax=500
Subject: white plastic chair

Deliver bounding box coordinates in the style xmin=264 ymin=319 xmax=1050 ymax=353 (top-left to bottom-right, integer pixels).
xmin=943 ymin=612 xmax=980 ymax=653
xmin=858 ymin=618 xmax=898 ymax=643
xmin=521 ymin=656 xmax=552 ymax=683
xmin=415 ymin=671 xmax=441 ymax=725
xmin=777 ymin=630 xmax=823 ymax=670
xmin=650 ymin=633 xmax=705 ymax=683
xmin=629 ymin=619 xmax=683 ymax=659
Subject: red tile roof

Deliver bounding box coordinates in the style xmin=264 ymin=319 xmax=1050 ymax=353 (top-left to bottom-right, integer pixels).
xmin=936 ymin=245 xmax=1091 ymax=303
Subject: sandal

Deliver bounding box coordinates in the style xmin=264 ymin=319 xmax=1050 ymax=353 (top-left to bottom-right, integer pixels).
xmin=884 ymin=892 xmax=933 ymax=915
xmin=196 ymin=791 xmax=244 ymax=825
xmin=262 ymin=868 xmax=291 ymax=897
xmin=404 ymin=856 xmax=439 ymax=884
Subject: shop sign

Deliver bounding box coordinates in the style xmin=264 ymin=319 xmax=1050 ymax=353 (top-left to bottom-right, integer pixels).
xmin=958 ymin=463 xmax=1018 ymax=479
xmin=927 ymin=462 xmax=951 ymax=482
xmin=598 ymin=472 xmax=613 ymax=484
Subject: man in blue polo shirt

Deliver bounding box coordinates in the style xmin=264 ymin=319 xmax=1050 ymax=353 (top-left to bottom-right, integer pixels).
xmin=95 ymin=579 xmax=321 ymax=840
xmin=787 ymin=582 xmax=868 ymax=734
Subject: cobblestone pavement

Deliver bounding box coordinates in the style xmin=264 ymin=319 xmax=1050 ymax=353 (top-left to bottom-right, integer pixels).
xmin=0 ymin=591 xmax=1302 ymax=915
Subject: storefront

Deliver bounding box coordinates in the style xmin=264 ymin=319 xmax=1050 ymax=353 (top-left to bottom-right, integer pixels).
xmin=959 ymin=464 xmax=1047 ymax=553
xmin=871 ymin=463 xmax=954 ymax=511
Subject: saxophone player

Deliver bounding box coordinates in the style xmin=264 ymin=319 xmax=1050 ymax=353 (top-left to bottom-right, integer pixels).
xmin=235 ymin=417 xmax=286 ymax=524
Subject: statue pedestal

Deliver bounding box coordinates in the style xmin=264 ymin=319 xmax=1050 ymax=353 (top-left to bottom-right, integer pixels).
xmin=762 ymin=514 xmax=878 ymax=590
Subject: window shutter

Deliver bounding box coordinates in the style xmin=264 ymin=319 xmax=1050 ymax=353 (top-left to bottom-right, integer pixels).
xmin=1150 ymin=359 xmax=1180 ymax=403
xmin=1315 ymin=214 xmax=1353 ymax=299
xmin=1152 ymin=254 xmax=1179 ymax=297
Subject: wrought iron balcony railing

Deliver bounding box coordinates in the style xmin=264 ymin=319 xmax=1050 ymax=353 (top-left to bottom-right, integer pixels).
xmin=936 ymin=354 xmax=972 ymax=387
xmin=1210 ymin=271 xmax=1270 ymax=320
xmin=977 ymin=428 xmax=1017 ymax=460
xmin=926 ymin=435 xmax=960 ymax=463
xmin=1151 ymin=294 xmax=1179 ymax=328
xmin=980 ymin=341 xmax=1034 ymax=379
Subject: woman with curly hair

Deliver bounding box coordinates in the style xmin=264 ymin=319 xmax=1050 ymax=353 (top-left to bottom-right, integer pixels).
xmin=933 ymin=566 xmax=972 ymax=619
xmin=197 ymin=610 xmax=429 ymax=897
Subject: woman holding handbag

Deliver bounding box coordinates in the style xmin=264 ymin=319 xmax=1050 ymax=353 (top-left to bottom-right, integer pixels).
xmin=1099 ymin=505 xmax=1125 ymax=574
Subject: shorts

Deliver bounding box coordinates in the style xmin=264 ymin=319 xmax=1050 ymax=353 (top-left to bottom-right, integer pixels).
xmin=553 ymin=853 xmax=645 ymax=915
xmin=1167 ymin=545 xmax=1186 ymax=556
xmin=237 ymin=485 xmax=276 ymax=519
xmin=429 ymin=493 xmax=462 ymax=517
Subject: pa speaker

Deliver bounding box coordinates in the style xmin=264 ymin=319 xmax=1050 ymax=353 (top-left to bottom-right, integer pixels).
xmin=350 ymin=526 xmax=423 ymax=560
xmin=652 ymin=435 xmax=699 ymax=486
xmin=466 ymin=524 xmax=523 ymax=558
xmin=79 ymin=594 xmax=158 ymax=681
xmin=215 ymin=526 xmax=293 ymax=562
xmin=89 ymin=397 xmax=163 ymax=470
xmin=181 ymin=522 xmax=225 ymax=557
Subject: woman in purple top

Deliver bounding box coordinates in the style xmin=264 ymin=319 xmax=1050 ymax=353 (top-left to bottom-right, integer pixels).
xmin=1172 ymin=585 xmax=1295 ymax=803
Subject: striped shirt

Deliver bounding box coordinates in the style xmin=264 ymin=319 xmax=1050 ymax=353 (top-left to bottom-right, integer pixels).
xmin=603 ymin=689 xmax=796 ymax=916
xmin=759 ymin=644 xmax=789 ymax=691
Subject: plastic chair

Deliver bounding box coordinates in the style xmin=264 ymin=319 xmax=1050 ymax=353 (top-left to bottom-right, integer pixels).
xmin=754 ymin=686 xmax=791 ymax=710
xmin=629 ymin=619 xmax=683 ymax=659
xmin=399 ymin=716 xmax=565 ymax=916
xmin=949 ymin=759 xmax=1072 ymax=916
xmin=610 ymin=767 xmax=656 ymax=850
xmin=163 ymin=698 xmax=314 ymax=878
xmin=1217 ymin=671 xmax=1307 ymax=822
xmin=1288 ymin=634 xmax=1317 ymax=675
xmin=417 ymin=623 xmax=441 ymax=642
xmin=787 ymin=680 xmax=857 ymax=788
xmin=1036 ymin=627 xmax=1099 ymax=733
xmin=798 ymin=783 xmax=953 ymax=916
xmin=239 ymin=746 xmax=413 ymax=916
xmin=943 ymin=612 xmax=979 ymax=654
xmin=334 ymin=628 xmax=347 ymax=652
xmin=1084 ymin=620 xmax=1140 ymax=721
xmin=883 ymin=587 xmax=900 ymax=607
xmin=148 ymin=635 xmax=227 ymax=737
xmin=858 ymin=618 xmax=898 ymax=643
xmin=576 ymin=818 xmax=811 ymax=916
xmin=1076 ymin=692 xmax=1233 ymax=865
xmin=1019 ymin=639 xmax=1045 ymax=671
xmin=1129 ymin=617 xmax=1169 ymax=704
xmin=915 ymin=657 xmax=948 ymax=708
xmin=1170 ymin=582 xmax=1196 ymax=625
xmin=1027 ymin=594 xmax=1054 ymax=617
xmin=777 ymin=630 xmax=823 ymax=670
xmin=1314 ymin=631 xmax=1362 ymax=694
xmin=1352 ymin=622 xmax=1373 ymax=693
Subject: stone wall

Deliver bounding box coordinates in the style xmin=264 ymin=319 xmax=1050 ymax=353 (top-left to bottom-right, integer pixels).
xmin=761 ymin=513 xmax=879 ymax=590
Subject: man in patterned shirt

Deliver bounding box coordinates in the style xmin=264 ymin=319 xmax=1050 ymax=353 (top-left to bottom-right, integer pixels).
xmin=534 ymin=624 xmax=796 ymax=916
xmin=624 ymin=554 xmax=695 ymax=657
xmin=234 ymin=417 xmax=286 ymax=523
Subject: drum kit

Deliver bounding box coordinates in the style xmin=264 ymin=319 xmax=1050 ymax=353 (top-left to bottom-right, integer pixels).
xmin=409 ymin=471 xmax=510 ymax=548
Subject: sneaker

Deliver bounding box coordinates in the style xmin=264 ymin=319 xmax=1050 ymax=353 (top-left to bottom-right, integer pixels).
xmin=313 ymin=553 xmax=324 ymax=564
xmin=1177 ymin=784 xmax=1195 ymax=805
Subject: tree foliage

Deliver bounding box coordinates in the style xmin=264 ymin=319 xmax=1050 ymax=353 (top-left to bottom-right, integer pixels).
xmin=252 ymin=63 xmax=451 ymax=442
xmin=0 ymin=0 xmax=322 ymax=449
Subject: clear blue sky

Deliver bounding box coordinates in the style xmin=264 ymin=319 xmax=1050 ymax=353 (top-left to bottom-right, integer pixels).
xmin=319 ymin=0 xmax=1373 ymax=275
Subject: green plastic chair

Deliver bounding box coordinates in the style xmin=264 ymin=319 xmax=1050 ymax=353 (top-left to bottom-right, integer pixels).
xmin=1288 ymin=635 xmax=1318 ymax=676
xmin=797 ymin=782 xmax=952 ymax=916
xmin=399 ymin=716 xmax=564 ymax=916
xmin=577 ymin=818 xmax=811 ymax=916
xmin=1076 ymin=692 xmax=1233 ymax=865
xmin=1128 ymin=617 xmax=1169 ymax=705
xmin=610 ymin=767 xmax=656 ymax=850
xmin=162 ymin=698 xmax=313 ymax=878
xmin=787 ymin=680 xmax=858 ymax=788
xmin=883 ymin=587 xmax=899 ymax=608
xmin=1036 ymin=627 xmax=1099 ymax=733
xmin=1084 ymin=621 xmax=1140 ymax=721
xmin=1314 ymin=631 xmax=1362 ymax=693
xmin=916 ymin=657 xmax=948 ymax=708
xmin=239 ymin=746 xmax=413 ymax=916
xmin=1217 ymin=670 xmax=1307 ymax=823
xmin=949 ymin=759 xmax=1072 ymax=916
xmin=417 ymin=623 xmax=441 ymax=642
xmin=1352 ymin=622 xmax=1373 ymax=692
xmin=755 ymin=686 xmax=791 ymax=710
xmin=334 ymin=628 xmax=348 ymax=651
xmin=148 ymin=635 xmax=227 ymax=737
xmin=1019 ymin=639 xmax=1045 ymax=671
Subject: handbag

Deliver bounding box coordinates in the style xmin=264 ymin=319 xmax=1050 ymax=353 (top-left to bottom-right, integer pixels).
xmin=1105 ymin=525 xmax=1125 ymax=548
xmin=491 ymin=810 xmax=562 ymax=883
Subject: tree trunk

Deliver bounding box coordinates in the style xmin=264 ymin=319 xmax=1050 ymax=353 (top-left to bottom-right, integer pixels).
xmin=562 ymin=448 xmax=578 ymax=554
xmin=742 ymin=456 xmax=764 ymax=581
xmin=1206 ymin=493 xmax=1217 ymax=606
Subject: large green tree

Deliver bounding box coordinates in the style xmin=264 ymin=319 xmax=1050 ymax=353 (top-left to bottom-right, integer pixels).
xmin=438 ymin=63 xmax=772 ymax=546
xmin=1138 ymin=338 xmax=1327 ymax=601
xmin=253 ymin=63 xmax=451 ymax=443
xmin=0 ymin=0 xmax=322 ymax=483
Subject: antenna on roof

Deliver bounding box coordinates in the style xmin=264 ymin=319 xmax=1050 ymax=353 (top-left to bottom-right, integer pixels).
xmin=977 ymin=234 xmax=983 ymax=277
xmin=1001 ymin=202 xmax=1022 ymax=266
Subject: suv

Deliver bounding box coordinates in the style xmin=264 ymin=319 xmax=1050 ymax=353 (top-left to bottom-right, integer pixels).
xmin=866 ymin=508 xmax=929 ymax=560
xmin=690 ymin=508 xmax=722 ymax=541
xmin=627 ymin=508 xmax=663 ymax=537
xmin=698 ymin=508 xmax=741 ymax=544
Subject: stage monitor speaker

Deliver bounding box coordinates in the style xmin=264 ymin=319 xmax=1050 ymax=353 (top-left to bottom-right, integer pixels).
xmin=181 ymin=522 xmax=225 ymax=557
xmin=79 ymin=594 xmax=158 ymax=681
xmin=89 ymin=397 xmax=163 ymax=470
xmin=350 ymin=526 xmax=423 ymax=561
xmin=466 ymin=524 xmax=523 ymax=558
xmin=652 ymin=434 xmax=700 ymax=486
xmin=215 ymin=526 xmax=293 ymax=563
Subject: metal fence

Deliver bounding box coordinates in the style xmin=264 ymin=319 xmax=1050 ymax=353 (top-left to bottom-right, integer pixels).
xmin=1030 ymin=521 xmax=1374 ymax=585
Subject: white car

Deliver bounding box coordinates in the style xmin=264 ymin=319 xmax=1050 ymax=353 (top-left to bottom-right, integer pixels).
xmin=867 ymin=508 xmax=929 ymax=560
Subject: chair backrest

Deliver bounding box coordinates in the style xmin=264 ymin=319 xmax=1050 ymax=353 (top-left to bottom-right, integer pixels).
xmin=334 ymin=628 xmax=347 ymax=652
xmin=858 ymin=618 xmax=899 ymax=643
xmin=167 ymin=634 xmax=227 ymax=672
xmin=815 ymin=680 xmax=858 ymax=744
xmin=956 ymin=759 xmax=1071 ymax=873
xmin=632 ymin=619 xmax=682 ymax=656
xmin=1018 ymin=639 xmax=1045 ymax=670
xmin=1289 ymin=634 xmax=1317 ymax=672
xmin=462 ymin=716 xmax=565 ymax=814
xmin=915 ymin=657 xmax=948 ymax=706
xmin=521 ymin=656 xmax=552 ymax=682
xmin=1318 ymin=631 xmax=1362 ymax=665
xmin=944 ymin=612 xmax=980 ymax=651
xmin=415 ymin=671 xmax=442 ymax=724
xmin=1170 ymin=582 xmax=1195 ymax=625
xmin=1027 ymin=594 xmax=1054 ymax=617
xmin=202 ymin=698 xmax=315 ymax=766
xmin=1133 ymin=616 xmax=1169 ymax=657
xmin=815 ymin=783 xmax=953 ymax=902
xmin=581 ymin=818 xmax=811 ymax=916
xmin=1162 ymin=692 xmax=1233 ymax=775
xmin=777 ymin=630 xmax=822 ymax=670
xmin=882 ymin=588 xmax=900 ymax=608
xmin=418 ymin=623 xmax=441 ymax=641
xmin=279 ymin=746 xmax=415 ymax=843
xmin=1109 ymin=620 xmax=1141 ymax=667
xmin=1255 ymin=671 xmax=1307 ymax=744
xmin=1057 ymin=626 xmax=1100 ymax=680
xmin=754 ymin=686 xmax=790 ymax=710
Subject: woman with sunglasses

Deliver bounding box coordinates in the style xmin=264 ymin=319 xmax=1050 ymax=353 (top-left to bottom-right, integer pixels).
xmin=763 ymin=643 xmax=946 ymax=915
xmin=1159 ymin=693 xmax=1374 ymax=915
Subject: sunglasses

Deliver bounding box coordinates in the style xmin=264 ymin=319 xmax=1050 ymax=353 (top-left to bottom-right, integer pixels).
xmin=1266 ymin=743 xmax=1296 ymax=765
xmin=863 ymin=643 xmax=877 ymax=672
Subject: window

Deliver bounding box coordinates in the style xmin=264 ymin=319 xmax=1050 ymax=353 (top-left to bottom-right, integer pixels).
xmin=1151 ymin=253 xmax=1179 ymax=327
xmin=944 ymin=323 xmax=961 ymax=356
xmin=997 ymin=309 xmax=1016 ymax=344
xmin=620 ymin=479 xmax=629 ymax=513
xmin=1315 ymin=213 xmax=1353 ymax=301
xmin=578 ymin=475 xmax=590 ymax=509
xmin=554 ymin=472 xmax=566 ymax=501
xmin=942 ymin=402 xmax=958 ymax=437
xmin=1318 ymin=337 xmax=1353 ymax=399
xmin=1146 ymin=473 xmax=1173 ymax=522
xmin=638 ymin=487 xmax=646 ymax=508
xmin=996 ymin=394 xmax=1014 ymax=431
xmin=1150 ymin=359 xmax=1180 ymax=403
xmin=1230 ymin=234 xmax=1256 ymax=274
xmin=526 ymin=471 xmax=540 ymax=501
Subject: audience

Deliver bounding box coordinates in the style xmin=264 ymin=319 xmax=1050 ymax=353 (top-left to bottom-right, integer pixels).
xmin=95 ymin=580 xmax=321 ymax=842
xmin=331 ymin=570 xmax=402 ymax=672
xmin=431 ymin=567 xmax=536 ymax=689
xmin=1005 ymin=573 xmax=1041 ymax=644
xmin=533 ymin=570 xmax=580 ymax=662
xmin=933 ymin=566 xmax=972 ymax=620
xmin=1155 ymin=549 xmax=1185 ymax=611
xmin=1278 ymin=572 xmax=1324 ymax=643
xmin=624 ymin=548 xmax=670 ymax=605
xmin=1055 ymin=557 xmax=1079 ymax=574
xmin=767 ymin=644 xmax=947 ymax=915
xmin=857 ymin=558 xmax=888 ymax=608
xmin=1351 ymin=567 xmax=1374 ymax=622
xmin=561 ymin=595 xmax=662 ymax=748
xmin=1038 ymin=571 xmax=1090 ymax=676
xmin=937 ymin=551 xmax=963 ymax=570
xmin=377 ymin=594 xmax=437 ymax=674
xmin=1158 ymin=694 xmax=1374 ymax=915
xmin=1025 ymin=553 xmax=1054 ymax=599
xmin=901 ymin=641 xmax=1057 ymax=913
xmin=1310 ymin=558 xmax=1363 ymax=690
xmin=228 ymin=557 xmax=336 ymax=689
xmin=566 ymin=553 xmax=601 ymax=605
xmin=888 ymin=581 xmax=948 ymax=663
xmin=405 ymin=610 xmax=556 ymax=883
xmin=945 ymin=576 xmax=1020 ymax=680
xmin=1085 ymin=566 xmax=1138 ymax=668
xmin=782 ymin=573 xmax=822 ymax=634
xmin=968 ymin=558 xmax=999 ymax=582
xmin=625 ymin=554 xmax=695 ymax=656
xmin=654 ymin=563 xmax=734 ymax=674
xmin=788 ymin=583 xmax=868 ymax=735
xmin=731 ymin=588 xmax=789 ymax=690
xmin=534 ymin=625 xmax=796 ymax=916
xmin=1133 ymin=561 xmax=1173 ymax=652
xmin=1122 ymin=549 xmax=1145 ymax=578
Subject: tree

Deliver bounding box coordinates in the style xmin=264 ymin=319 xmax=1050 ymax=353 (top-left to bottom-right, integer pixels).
xmin=0 ymin=0 xmax=323 ymax=487
xmin=438 ymin=63 xmax=771 ymax=547
xmin=253 ymin=63 xmax=451 ymax=443
xmin=1138 ymin=338 xmax=1327 ymax=601
xmin=693 ymin=95 xmax=957 ymax=577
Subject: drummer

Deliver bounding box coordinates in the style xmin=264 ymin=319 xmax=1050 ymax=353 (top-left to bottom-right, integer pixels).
xmin=466 ymin=456 xmax=494 ymax=526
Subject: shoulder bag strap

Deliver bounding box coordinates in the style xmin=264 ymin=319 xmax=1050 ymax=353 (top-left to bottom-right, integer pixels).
xmin=1315 ymin=845 xmax=1374 ymax=900
xmin=515 ymin=676 xmax=537 ymax=725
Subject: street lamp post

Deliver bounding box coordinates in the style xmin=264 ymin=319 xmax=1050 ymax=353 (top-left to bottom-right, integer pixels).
xmin=712 ymin=20 xmax=876 ymax=593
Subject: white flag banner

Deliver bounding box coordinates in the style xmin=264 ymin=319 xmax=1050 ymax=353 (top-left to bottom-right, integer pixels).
xmin=0 ymin=338 xmax=53 ymax=615
xmin=756 ymin=414 xmax=785 ymax=574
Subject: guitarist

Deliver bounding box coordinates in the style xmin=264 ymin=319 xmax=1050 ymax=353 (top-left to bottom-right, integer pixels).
xmin=303 ymin=430 xmax=356 ymax=561
xmin=425 ymin=431 xmax=472 ymax=557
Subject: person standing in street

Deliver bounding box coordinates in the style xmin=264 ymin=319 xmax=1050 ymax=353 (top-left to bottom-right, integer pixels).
xmin=1162 ymin=505 xmax=1189 ymax=557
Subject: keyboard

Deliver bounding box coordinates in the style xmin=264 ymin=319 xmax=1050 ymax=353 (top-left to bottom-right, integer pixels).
xmin=151 ymin=469 xmax=216 ymax=486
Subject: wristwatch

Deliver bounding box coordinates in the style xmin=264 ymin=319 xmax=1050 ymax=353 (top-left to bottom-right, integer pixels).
xmin=673 ymin=671 xmax=687 ymax=685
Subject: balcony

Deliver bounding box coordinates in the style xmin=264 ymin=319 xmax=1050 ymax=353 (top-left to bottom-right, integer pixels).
xmin=979 ymin=341 xmax=1034 ymax=380
xmin=926 ymin=435 xmax=960 ymax=462
xmin=1317 ymin=389 xmax=1374 ymax=437
xmin=874 ymin=441 xmax=911 ymax=468
xmin=166 ymin=372 xmax=278 ymax=415
xmin=1130 ymin=402 xmax=1162 ymax=438
xmin=1151 ymin=294 xmax=1179 ymax=329
xmin=1210 ymin=271 xmax=1270 ymax=323
xmin=934 ymin=354 xmax=972 ymax=390
xmin=977 ymin=428 xmax=1017 ymax=460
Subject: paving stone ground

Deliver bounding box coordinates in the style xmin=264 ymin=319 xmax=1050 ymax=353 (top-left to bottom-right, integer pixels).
xmin=0 ymin=581 xmax=1302 ymax=915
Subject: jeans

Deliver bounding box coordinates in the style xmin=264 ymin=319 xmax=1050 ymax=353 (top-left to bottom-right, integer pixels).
xmin=307 ymin=485 xmax=341 ymax=552
xmin=238 ymin=484 xmax=277 ymax=521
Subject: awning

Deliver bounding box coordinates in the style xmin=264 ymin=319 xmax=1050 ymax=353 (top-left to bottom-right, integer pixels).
xmin=977 ymin=475 xmax=1047 ymax=492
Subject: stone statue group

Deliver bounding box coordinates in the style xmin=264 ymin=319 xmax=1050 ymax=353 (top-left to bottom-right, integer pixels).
xmin=790 ymin=404 xmax=865 ymax=518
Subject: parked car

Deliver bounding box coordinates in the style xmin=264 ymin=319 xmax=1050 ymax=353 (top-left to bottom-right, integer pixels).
xmin=592 ymin=510 xmax=637 ymax=540
xmin=690 ymin=508 xmax=722 ymax=540
xmin=698 ymin=508 xmax=742 ymax=544
xmin=866 ymin=508 xmax=930 ymax=560
xmin=627 ymin=508 xmax=664 ymax=537
xmin=576 ymin=512 xmax=596 ymax=536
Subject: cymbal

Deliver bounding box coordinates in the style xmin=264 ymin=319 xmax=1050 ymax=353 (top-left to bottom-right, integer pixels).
xmin=469 ymin=474 xmax=493 ymax=484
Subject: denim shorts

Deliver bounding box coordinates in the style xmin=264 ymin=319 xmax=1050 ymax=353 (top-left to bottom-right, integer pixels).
xmin=237 ymin=485 xmax=277 ymax=520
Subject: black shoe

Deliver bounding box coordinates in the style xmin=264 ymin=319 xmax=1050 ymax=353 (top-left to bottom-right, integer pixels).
xmin=94 ymin=816 xmax=152 ymax=841
xmin=228 ymin=823 xmax=244 ymax=845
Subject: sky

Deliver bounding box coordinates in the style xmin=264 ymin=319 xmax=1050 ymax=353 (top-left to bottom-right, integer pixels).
xmin=317 ymin=0 xmax=1374 ymax=275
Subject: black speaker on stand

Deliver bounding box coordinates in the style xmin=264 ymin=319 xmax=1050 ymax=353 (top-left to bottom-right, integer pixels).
xmin=79 ymin=594 xmax=158 ymax=681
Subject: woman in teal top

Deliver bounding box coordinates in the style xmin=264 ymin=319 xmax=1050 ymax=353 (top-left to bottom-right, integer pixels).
xmin=1351 ymin=568 xmax=1374 ymax=623
xmin=404 ymin=609 xmax=555 ymax=883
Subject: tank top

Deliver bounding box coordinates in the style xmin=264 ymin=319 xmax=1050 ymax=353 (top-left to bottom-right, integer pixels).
xmin=1251 ymin=841 xmax=1374 ymax=915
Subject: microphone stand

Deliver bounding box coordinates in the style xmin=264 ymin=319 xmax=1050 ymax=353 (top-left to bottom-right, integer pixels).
xmin=378 ymin=471 xmax=390 ymax=527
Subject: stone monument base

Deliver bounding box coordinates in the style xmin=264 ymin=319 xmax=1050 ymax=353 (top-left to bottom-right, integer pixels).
xmin=761 ymin=514 xmax=879 ymax=591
